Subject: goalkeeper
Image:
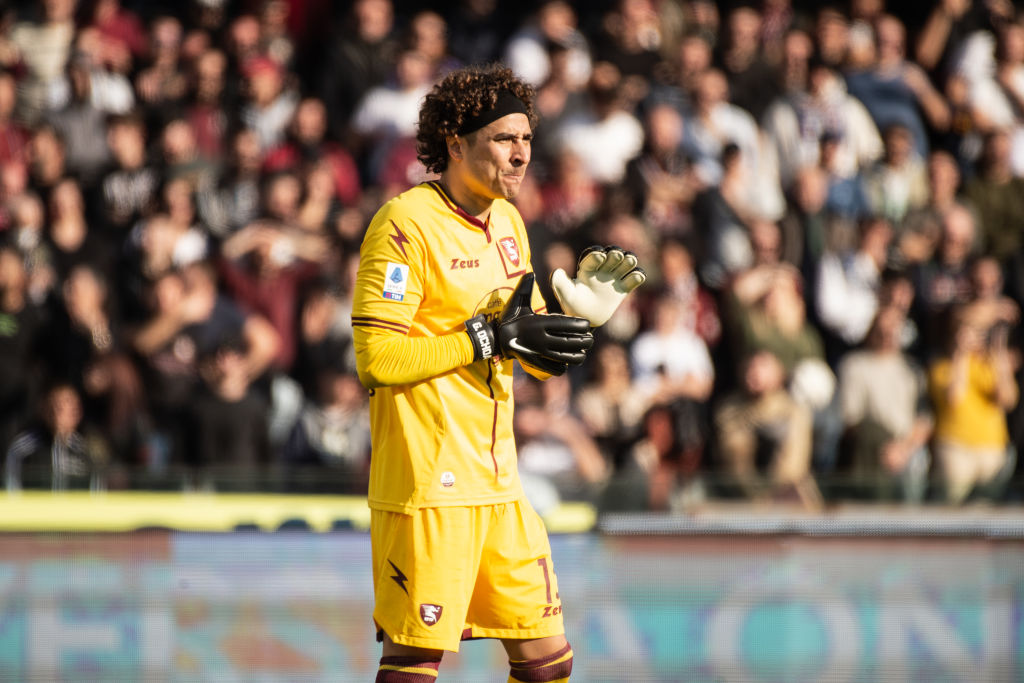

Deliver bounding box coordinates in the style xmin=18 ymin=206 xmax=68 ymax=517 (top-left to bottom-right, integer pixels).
xmin=351 ymin=63 xmax=643 ymax=683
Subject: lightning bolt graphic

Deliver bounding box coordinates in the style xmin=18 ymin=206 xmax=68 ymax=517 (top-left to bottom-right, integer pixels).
xmin=388 ymin=559 xmax=409 ymax=595
xmin=389 ymin=221 xmax=411 ymax=258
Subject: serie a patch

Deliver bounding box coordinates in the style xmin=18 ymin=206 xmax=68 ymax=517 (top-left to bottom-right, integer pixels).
xmin=382 ymin=262 xmax=409 ymax=301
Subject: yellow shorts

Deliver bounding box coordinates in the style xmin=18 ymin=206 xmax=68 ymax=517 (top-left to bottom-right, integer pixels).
xmin=370 ymin=498 xmax=565 ymax=652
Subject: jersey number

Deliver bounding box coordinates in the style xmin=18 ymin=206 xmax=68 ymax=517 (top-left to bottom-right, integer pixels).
xmin=537 ymin=557 xmax=559 ymax=604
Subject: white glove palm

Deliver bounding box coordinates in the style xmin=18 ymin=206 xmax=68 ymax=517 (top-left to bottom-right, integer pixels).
xmin=551 ymin=246 xmax=646 ymax=327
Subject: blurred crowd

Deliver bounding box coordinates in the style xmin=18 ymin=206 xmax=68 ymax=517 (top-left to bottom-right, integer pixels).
xmin=0 ymin=0 xmax=1021 ymax=511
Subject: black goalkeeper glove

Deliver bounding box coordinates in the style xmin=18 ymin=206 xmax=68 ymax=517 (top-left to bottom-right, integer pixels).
xmin=465 ymin=273 xmax=594 ymax=375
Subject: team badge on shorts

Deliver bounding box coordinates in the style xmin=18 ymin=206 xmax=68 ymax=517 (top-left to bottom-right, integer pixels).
xmin=420 ymin=603 xmax=443 ymax=625
xmin=383 ymin=262 xmax=409 ymax=301
xmin=499 ymin=237 xmax=520 ymax=266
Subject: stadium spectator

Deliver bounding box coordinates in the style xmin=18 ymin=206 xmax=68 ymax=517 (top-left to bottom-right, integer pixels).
xmin=515 ymin=372 xmax=609 ymax=512
xmin=281 ymin=351 xmax=370 ymax=493
xmin=350 ymin=48 xmax=434 ymax=182
xmin=759 ymin=0 xmax=795 ymax=65
xmin=622 ymin=102 xmax=702 ymax=238
xmin=292 ymin=269 xmax=357 ymax=399
xmin=85 ymin=0 xmax=147 ymax=72
xmin=196 ymin=126 xmax=263 ymax=239
xmin=813 ymin=5 xmax=850 ymax=71
xmin=844 ymin=13 xmax=950 ymax=162
xmin=503 ymin=0 xmax=590 ymax=90
xmin=317 ymin=0 xmax=399 ymax=140
xmin=535 ymin=148 xmax=602 ymax=243
xmin=613 ymin=402 xmax=706 ymax=512
xmin=0 ymin=71 xmax=29 ymax=166
xmin=963 ymin=128 xmax=1024 ymax=263
xmin=26 ymin=124 xmax=66 ymax=198
xmin=404 ymin=10 xmax=460 ymax=81
xmin=46 ymin=31 xmax=135 ymax=116
xmin=776 ymin=164 xmax=856 ymax=285
xmin=909 ymin=202 xmax=978 ymax=361
xmin=1 ymin=0 xmax=77 ymax=126
xmin=134 ymin=15 xmax=188 ymax=115
xmin=158 ymin=115 xmax=216 ymax=188
xmin=713 ymin=349 xmax=820 ymax=507
xmin=963 ymin=255 xmax=1021 ymax=339
xmin=893 ymin=149 xmax=960 ymax=270
xmin=815 ymin=215 xmax=893 ymax=359
xmin=224 ymin=13 xmax=262 ymax=77
xmin=216 ymin=220 xmax=327 ymax=372
xmin=837 ymin=305 xmax=933 ymax=502
xmin=100 ymin=112 xmax=158 ymax=237
xmin=129 ymin=261 xmax=279 ymax=468
xmin=185 ymin=47 xmax=232 ymax=161
xmin=188 ymin=334 xmax=271 ymax=490
xmin=776 ymin=25 xmax=814 ymax=96
xmin=649 ymin=236 xmax=721 ymax=348
xmin=239 ymin=54 xmax=297 ymax=152
xmin=293 ymin=159 xmax=339 ymax=233
xmin=47 ymin=177 xmax=109 ymax=279
xmin=649 ymin=29 xmax=714 ymax=115
xmin=928 ymin=304 xmax=1019 ymax=503
xmin=40 ymin=262 xmax=146 ymax=455
xmin=45 ymin=51 xmax=117 ymax=186
xmin=574 ymin=341 xmax=646 ymax=467
xmin=551 ymin=61 xmax=644 ymax=185
xmin=629 ymin=295 xmax=714 ymax=483
xmin=725 ymin=261 xmax=841 ymax=472
xmin=259 ymin=168 xmax=302 ymax=225
xmin=691 ymin=142 xmax=754 ymax=290
xmin=444 ymin=0 xmax=507 ymax=67
xmin=994 ymin=21 xmax=1024 ymax=169
xmin=590 ymin=0 xmax=662 ymax=102
xmin=263 ymin=96 xmax=362 ymax=208
xmin=631 ymin=295 xmax=714 ymax=418
xmin=529 ymin=32 xmax=592 ymax=152
xmin=861 ymin=122 xmax=929 ymax=225
xmin=725 ymin=263 xmax=824 ymax=375
xmin=0 ymin=241 xmax=45 ymax=456
xmin=257 ymin=0 xmax=296 ymax=72
xmin=718 ymin=2 xmax=780 ymax=123
xmin=5 ymin=380 xmax=108 ymax=491
xmin=819 ymin=130 xmax=874 ymax=223
xmin=762 ymin=58 xmax=883 ymax=190
xmin=686 ymin=67 xmax=758 ymax=188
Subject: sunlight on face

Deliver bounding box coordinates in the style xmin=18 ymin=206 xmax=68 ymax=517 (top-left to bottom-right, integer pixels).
xmin=460 ymin=113 xmax=532 ymax=203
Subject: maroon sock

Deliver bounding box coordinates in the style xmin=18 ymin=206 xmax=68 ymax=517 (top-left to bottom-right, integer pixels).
xmin=508 ymin=643 xmax=573 ymax=682
xmin=375 ymin=654 xmax=442 ymax=682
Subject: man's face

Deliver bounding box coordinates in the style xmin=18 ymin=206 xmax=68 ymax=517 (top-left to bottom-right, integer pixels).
xmin=109 ymin=123 xmax=145 ymax=169
xmin=456 ymin=113 xmax=532 ymax=202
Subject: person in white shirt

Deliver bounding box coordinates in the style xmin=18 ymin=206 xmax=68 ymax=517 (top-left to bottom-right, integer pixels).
xmin=551 ymin=62 xmax=644 ymax=185
xmin=815 ymin=215 xmax=893 ymax=352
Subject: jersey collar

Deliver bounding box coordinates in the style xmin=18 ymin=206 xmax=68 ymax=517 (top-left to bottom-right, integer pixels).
xmin=427 ymin=181 xmax=492 ymax=237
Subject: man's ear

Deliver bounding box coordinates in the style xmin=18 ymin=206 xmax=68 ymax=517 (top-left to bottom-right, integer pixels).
xmin=446 ymin=135 xmax=463 ymax=162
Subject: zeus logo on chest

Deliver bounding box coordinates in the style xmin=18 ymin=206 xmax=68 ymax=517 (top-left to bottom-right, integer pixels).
xmin=450 ymin=258 xmax=481 ymax=270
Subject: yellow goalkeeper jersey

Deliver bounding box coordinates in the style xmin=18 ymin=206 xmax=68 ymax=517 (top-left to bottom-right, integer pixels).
xmin=352 ymin=181 xmax=547 ymax=513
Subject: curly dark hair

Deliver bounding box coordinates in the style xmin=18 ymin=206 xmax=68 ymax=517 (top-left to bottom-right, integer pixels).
xmin=416 ymin=63 xmax=537 ymax=175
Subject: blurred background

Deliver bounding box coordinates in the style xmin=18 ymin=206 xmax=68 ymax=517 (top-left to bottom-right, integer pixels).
xmin=0 ymin=0 xmax=1022 ymax=679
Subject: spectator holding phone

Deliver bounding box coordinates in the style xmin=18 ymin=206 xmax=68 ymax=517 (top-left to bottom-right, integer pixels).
xmin=929 ymin=305 xmax=1019 ymax=503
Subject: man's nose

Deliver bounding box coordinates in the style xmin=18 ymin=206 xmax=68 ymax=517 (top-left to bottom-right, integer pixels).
xmin=511 ymin=141 xmax=530 ymax=166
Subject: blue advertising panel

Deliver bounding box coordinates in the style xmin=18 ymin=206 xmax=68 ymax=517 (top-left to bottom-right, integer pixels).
xmin=0 ymin=532 xmax=1019 ymax=681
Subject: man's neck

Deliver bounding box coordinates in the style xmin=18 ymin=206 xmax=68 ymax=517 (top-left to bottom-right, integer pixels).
xmin=438 ymin=174 xmax=493 ymax=221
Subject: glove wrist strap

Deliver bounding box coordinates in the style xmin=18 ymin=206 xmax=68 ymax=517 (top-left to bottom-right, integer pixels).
xmin=465 ymin=314 xmax=497 ymax=361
